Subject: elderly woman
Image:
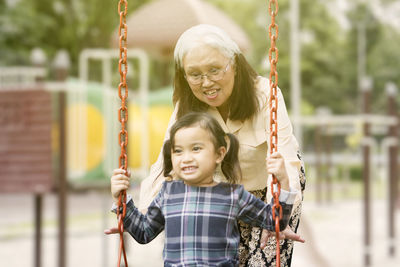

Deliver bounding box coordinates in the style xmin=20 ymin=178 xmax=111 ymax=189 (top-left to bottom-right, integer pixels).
xmin=138 ymin=24 xmax=306 ymax=266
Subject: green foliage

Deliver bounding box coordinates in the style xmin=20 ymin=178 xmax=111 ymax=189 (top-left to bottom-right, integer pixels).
xmin=208 ymin=0 xmax=352 ymax=112
xmin=208 ymin=0 xmax=400 ymax=115
xmin=1 ymin=0 xmax=399 ymax=114
xmin=367 ymin=26 xmax=400 ymax=113
xmin=348 ymin=165 xmax=363 ymax=182
xmin=207 ymin=0 xmax=291 ymax=95
xmin=0 ymin=0 xmax=151 ymax=73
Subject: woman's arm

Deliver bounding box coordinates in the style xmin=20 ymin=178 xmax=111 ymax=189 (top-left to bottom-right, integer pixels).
xmin=259 ymin=78 xmax=307 ymax=247
xmin=137 ymin=103 xmax=179 ymax=213
xmin=264 ymin=85 xmax=306 ymax=214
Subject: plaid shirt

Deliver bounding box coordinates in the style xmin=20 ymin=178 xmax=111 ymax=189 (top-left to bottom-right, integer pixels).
xmin=121 ymin=180 xmax=294 ymax=266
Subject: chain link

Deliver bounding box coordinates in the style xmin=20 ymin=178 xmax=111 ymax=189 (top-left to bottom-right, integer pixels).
xmin=117 ymin=0 xmax=129 ymax=266
xmin=268 ymin=0 xmax=282 ymax=266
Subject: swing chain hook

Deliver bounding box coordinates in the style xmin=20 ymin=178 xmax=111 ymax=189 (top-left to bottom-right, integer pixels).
xmin=117 ymin=0 xmax=129 ymax=267
xmin=268 ymin=0 xmax=283 ymax=266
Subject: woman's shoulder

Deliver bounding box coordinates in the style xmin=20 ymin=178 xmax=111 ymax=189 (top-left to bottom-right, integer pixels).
xmin=254 ymin=76 xmax=270 ymax=106
xmin=254 ymin=76 xmax=269 ymax=93
xmin=254 ymin=76 xmax=284 ymax=110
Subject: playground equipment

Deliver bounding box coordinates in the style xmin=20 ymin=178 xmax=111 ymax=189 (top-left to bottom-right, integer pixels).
xmin=109 ymin=0 xmax=285 ymax=265
xmin=0 ymin=53 xmax=69 ymax=267
xmin=115 ymin=0 xmax=129 ymax=265
xmin=0 ymin=42 xmax=174 ymax=266
xmin=295 ymin=79 xmax=399 ymax=265
xmin=2 ymin=0 xmax=398 ymax=266
xmin=78 ymin=48 xmax=151 ymax=180
xmin=266 ymin=0 xmax=283 ymax=264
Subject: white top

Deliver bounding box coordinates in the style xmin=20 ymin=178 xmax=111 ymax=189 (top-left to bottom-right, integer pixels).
xmin=138 ymin=76 xmax=303 ymax=214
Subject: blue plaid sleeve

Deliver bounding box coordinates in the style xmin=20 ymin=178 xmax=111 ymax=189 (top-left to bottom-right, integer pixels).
xmin=236 ymin=185 xmax=293 ymax=231
xmin=122 ymin=183 xmax=166 ymax=244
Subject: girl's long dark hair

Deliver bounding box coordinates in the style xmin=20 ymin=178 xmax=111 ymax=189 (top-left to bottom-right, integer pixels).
xmin=173 ymin=53 xmax=259 ymax=121
xmin=162 ymin=112 xmax=242 ymax=184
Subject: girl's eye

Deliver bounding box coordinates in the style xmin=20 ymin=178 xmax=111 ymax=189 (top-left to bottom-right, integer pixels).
xmin=193 ymin=146 xmax=201 ymax=151
xmin=173 ymin=149 xmax=182 ymax=154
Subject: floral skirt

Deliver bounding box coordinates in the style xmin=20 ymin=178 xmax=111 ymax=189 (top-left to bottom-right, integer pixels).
xmin=238 ymin=187 xmax=302 ymax=267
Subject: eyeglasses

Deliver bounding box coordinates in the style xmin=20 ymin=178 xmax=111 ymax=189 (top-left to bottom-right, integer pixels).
xmin=185 ymin=61 xmax=231 ymax=85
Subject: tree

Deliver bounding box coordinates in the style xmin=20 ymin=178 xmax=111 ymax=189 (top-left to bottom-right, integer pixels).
xmin=208 ymin=0 xmax=400 ymax=114
xmin=347 ymin=1 xmax=400 ymax=114
xmin=208 ymin=0 xmax=349 ymax=113
xmin=0 ymin=0 xmax=151 ymax=74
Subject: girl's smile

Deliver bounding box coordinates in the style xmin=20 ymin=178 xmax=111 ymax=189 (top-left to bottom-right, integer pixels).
xmin=181 ymin=165 xmax=198 ymax=174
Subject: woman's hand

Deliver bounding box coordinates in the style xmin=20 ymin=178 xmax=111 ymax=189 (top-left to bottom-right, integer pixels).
xmin=111 ymin=168 xmax=131 ymax=202
xmin=266 ymin=152 xmax=289 ymax=190
xmin=260 ymin=226 xmax=305 ymax=249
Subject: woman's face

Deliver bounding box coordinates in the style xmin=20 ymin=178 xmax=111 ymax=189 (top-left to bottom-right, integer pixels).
xmin=182 ymin=45 xmax=235 ymax=108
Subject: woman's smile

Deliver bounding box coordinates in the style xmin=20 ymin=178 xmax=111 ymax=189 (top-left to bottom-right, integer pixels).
xmin=203 ymin=88 xmax=220 ymax=99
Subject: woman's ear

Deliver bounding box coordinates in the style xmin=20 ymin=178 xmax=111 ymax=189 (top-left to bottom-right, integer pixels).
xmin=216 ymin=146 xmax=227 ymax=164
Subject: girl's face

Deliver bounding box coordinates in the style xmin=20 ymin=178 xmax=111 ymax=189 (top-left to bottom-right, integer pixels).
xmin=171 ymin=126 xmax=225 ymax=187
xmin=182 ymin=45 xmax=235 ymax=108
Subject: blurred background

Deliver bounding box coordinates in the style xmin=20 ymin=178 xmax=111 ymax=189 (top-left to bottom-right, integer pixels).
xmin=0 ymin=0 xmax=399 ymax=266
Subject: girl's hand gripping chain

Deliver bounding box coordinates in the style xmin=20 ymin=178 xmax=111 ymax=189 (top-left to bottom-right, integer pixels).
xmin=111 ymin=168 xmax=131 ymax=202
xmin=105 ymin=168 xmax=131 ymax=235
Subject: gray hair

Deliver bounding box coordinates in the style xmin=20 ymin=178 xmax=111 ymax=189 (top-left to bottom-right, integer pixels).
xmin=174 ymin=24 xmax=241 ymax=68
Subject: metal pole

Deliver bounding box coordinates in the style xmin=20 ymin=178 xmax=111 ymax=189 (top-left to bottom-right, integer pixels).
xmin=357 ymin=23 xmax=366 ymax=96
xmin=58 ymin=89 xmax=67 ymax=267
xmin=386 ymin=82 xmax=398 ymax=256
xmin=102 ymin=57 xmax=111 ymax=267
xmin=102 ymin=190 xmax=110 ymax=267
xmin=315 ymin=125 xmax=322 ymax=204
xmin=54 ymin=50 xmax=70 ymax=267
xmin=315 ymin=107 xmax=331 ymax=204
xmin=361 ymin=77 xmax=372 ymax=267
xmin=357 ymin=8 xmax=370 ymax=265
xmin=31 ymin=48 xmax=47 ymax=267
xmin=290 ymin=0 xmax=302 ymax=147
xmin=325 ymin=131 xmax=332 ymax=203
xmin=34 ymin=194 xmax=43 ymax=267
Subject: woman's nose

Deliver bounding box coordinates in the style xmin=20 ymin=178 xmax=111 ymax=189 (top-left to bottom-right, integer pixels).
xmin=201 ymin=75 xmax=214 ymax=87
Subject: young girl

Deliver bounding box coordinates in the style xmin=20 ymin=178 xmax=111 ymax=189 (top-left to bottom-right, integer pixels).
xmin=109 ymin=112 xmax=297 ymax=266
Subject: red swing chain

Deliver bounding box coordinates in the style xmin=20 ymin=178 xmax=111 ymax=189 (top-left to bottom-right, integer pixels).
xmin=117 ymin=0 xmax=129 ymax=266
xmin=267 ymin=0 xmax=283 ymax=266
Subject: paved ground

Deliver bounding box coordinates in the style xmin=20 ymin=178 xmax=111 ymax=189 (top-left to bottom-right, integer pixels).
xmin=1 ymin=187 xmax=399 ymax=267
